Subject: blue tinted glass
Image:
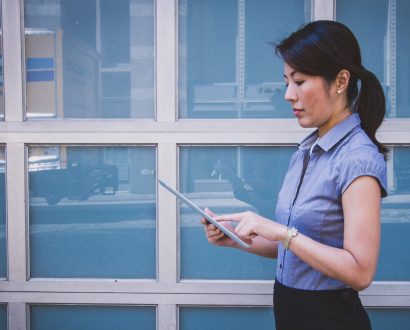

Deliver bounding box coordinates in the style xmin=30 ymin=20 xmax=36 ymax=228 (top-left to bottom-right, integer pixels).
xmin=377 ymin=147 xmax=410 ymax=280
xmin=0 ymin=147 xmax=5 ymax=278
xmin=30 ymin=305 xmax=156 ymax=330
xmin=28 ymin=146 xmax=156 ymax=278
xmin=367 ymin=308 xmax=410 ymax=330
xmin=180 ymin=307 xmax=275 ymax=330
xmin=178 ymin=0 xmax=308 ymax=118
xmin=0 ymin=305 xmax=6 ymax=330
xmin=336 ymin=0 xmax=410 ymax=118
xmin=24 ymin=0 xmax=154 ymax=119
xmin=179 ymin=146 xmax=294 ymax=279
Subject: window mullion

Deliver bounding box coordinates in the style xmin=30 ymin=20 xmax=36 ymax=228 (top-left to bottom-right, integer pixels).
xmin=2 ymin=0 xmax=25 ymax=121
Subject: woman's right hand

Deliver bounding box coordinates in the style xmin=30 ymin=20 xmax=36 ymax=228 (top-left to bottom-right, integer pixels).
xmin=201 ymin=208 xmax=238 ymax=248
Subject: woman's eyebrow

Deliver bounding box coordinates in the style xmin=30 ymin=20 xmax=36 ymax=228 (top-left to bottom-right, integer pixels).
xmin=283 ymin=70 xmax=297 ymax=79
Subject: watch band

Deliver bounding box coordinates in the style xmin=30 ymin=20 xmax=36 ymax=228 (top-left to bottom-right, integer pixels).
xmin=283 ymin=227 xmax=298 ymax=249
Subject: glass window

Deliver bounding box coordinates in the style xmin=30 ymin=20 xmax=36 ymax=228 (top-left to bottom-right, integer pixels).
xmin=28 ymin=145 xmax=156 ymax=278
xmin=178 ymin=0 xmax=310 ymax=118
xmin=367 ymin=308 xmax=410 ymax=330
xmin=336 ymin=0 xmax=410 ymax=118
xmin=377 ymin=146 xmax=410 ymax=280
xmin=30 ymin=305 xmax=156 ymax=330
xmin=24 ymin=0 xmax=155 ymax=119
xmin=179 ymin=146 xmax=294 ymax=279
xmin=0 ymin=146 xmax=5 ymax=278
xmin=179 ymin=307 xmax=275 ymax=330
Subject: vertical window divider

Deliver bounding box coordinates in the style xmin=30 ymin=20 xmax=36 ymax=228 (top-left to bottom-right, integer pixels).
xmin=311 ymin=0 xmax=335 ymax=21
xmin=158 ymin=304 xmax=177 ymax=330
xmin=7 ymin=302 xmax=27 ymax=330
xmin=156 ymin=0 xmax=177 ymax=122
xmin=2 ymin=0 xmax=25 ymax=121
xmin=157 ymin=142 xmax=178 ymax=284
xmin=6 ymin=143 xmax=28 ymax=282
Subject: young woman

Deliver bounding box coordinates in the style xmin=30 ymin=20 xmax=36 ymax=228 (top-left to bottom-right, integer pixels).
xmin=201 ymin=20 xmax=387 ymax=330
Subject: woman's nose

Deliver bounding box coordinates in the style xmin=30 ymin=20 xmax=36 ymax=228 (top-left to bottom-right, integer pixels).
xmin=284 ymin=84 xmax=296 ymax=102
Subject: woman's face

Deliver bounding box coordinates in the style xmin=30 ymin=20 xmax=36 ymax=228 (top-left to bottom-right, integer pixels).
xmin=283 ymin=63 xmax=348 ymax=137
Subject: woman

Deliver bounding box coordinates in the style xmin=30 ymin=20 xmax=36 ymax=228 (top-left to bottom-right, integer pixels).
xmin=201 ymin=20 xmax=387 ymax=330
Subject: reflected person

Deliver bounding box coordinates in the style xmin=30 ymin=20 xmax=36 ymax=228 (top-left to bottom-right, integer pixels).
xmin=202 ymin=21 xmax=387 ymax=330
xmin=212 ymin=160 xmax=276 ymax=218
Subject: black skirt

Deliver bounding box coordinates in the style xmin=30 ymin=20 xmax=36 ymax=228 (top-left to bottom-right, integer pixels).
xmin=273 ymin=280 xmax=372 ymax=330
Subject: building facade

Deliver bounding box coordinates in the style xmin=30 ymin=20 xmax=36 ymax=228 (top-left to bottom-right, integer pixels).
xmin=0 ymin=0 xmax=409 ymax=329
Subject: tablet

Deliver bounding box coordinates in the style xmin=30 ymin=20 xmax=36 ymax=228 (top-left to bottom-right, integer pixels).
xmin=158 ymin=180 xmax=250 ymax=248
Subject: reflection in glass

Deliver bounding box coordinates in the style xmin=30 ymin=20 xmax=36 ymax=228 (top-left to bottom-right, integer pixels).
xmin=0 ymin=147 xmax=5 ymax=278
xmin=178 ymin=0 xmax=309 ymax=118
xmin=28 ymin=145 xmax=156 ymax=278
xmin=30 ymin=305 xmax=156 ymax=330
xmin=0 ymin=305 xmax=6 ymax=330
xmin=378 ymin=147 xmax=410 ymax=280
xmin=179 ymin=146 xmax=294 ymax=279
xmin=179 ymin=307 xmax=274 ymax=330
xmin=336 ymin=0 xmax=410 ymax=118
xmin=24 ymin=0 xmax=154 ymax=119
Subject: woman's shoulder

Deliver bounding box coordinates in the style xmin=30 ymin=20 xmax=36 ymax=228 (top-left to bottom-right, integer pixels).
xmin=330 ymin=128 xmax=384 ymax=164
xmin=330 ymin=129 xmax=387 ymax=196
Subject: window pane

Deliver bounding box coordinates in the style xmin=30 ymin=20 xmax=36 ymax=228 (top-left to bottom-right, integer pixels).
xmin=178 ymin=0 xmax=309 ymax=118
xmin=0 ymin=305 xmax=6 ymax=330
xmin=28 ymin=146 xmax=156 ymax=278
xmin=367 ymin=308 xmax=410 ymax=330
xmin=179 ymin=307 xmax=275 ymax=330
xmin=0 ymin=147 xmax=5 ymax=278
xmin=24 ymin=0 xmax=154 ymax=119
xmin=179 ymin=146 xmax=294 ymax=279
xmin=336 ymin=0 xmax=410 ymax=118
xmin=30 ymin=305 xmax=156 ymax=330
xmin=377 ymin=146 xmax=410 ymax=280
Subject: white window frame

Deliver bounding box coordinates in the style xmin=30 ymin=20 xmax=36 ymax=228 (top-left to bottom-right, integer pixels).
xmin=0 ymin=0 xmax=409 ymax=329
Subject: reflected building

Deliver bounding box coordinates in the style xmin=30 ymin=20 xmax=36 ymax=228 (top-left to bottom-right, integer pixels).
xmin=25 ymin=0 xmax=154 ymax=119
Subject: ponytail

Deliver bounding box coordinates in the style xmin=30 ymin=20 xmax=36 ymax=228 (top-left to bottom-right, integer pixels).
xmin=351 ymin=66 xmax=389 ymax=159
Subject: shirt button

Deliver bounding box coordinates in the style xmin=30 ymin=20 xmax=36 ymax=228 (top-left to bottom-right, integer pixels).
xmin=279 ymin=263 xmax=282 ymax=269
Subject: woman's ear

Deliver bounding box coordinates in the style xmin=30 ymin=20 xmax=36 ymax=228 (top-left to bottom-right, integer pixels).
xmin=336 ymin=69 xmax=350 ymax=94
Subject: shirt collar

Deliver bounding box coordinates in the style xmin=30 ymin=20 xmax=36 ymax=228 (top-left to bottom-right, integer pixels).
xmin=298 ymin=113 xmax=361 ymax=152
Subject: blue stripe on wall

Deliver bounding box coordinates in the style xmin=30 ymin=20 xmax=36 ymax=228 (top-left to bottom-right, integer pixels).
xmin=27 ymin=58 xmax=54 ymax=70
xmin=27 ymin=70 xmax=55 ymax=82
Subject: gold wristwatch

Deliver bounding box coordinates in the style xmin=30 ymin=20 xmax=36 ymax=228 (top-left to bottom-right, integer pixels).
xmin=283 ymin=227 xmax=298 ymax=250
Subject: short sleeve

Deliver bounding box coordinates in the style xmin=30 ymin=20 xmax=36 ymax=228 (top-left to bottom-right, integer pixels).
xmin=337 ymin=147 xmax=387 ymax=198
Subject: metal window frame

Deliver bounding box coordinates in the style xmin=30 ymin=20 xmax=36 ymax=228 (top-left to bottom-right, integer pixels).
xmin=0 ymin=0 xmax=409 ymax=329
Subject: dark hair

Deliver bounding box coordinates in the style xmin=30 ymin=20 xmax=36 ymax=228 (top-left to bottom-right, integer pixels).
xmin=275 ymin=20 xmax=388 ymax=158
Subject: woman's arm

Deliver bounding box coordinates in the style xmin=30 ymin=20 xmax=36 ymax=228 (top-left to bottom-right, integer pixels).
xmin=215 ymin=176 xmax=381 ymax=291
xmin=288 ymin=175 xmax=381 ymax=291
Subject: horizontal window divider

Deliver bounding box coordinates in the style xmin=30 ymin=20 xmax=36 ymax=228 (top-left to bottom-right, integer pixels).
xmin=1 ymin=133 xmax=410 ymax=144
xmin=0 ymin=291 xmax=409 ymax=307
xmin=0 ymin=292 xmax=274 ymax=306
xmin=0 ymin=280 xmax=409 ymax=297
xmin=0 ymin=118 xmax=408 ymax=138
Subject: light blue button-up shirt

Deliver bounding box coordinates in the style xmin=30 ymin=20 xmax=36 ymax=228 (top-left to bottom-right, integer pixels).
xmin=275 ymin=113 xmax=387 ymax=290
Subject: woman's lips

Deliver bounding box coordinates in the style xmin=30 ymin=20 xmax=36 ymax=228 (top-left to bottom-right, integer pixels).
xmin=293 ymin=108 xmax=304 ymax=116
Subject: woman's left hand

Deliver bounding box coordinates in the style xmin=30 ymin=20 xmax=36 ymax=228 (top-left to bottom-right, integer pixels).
xmin=214 ymin=211 xmax=287 ymax=242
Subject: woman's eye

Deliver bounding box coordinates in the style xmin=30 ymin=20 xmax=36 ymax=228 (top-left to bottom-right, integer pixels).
xmin=295 ymin=81 xmax=304 ymax=86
